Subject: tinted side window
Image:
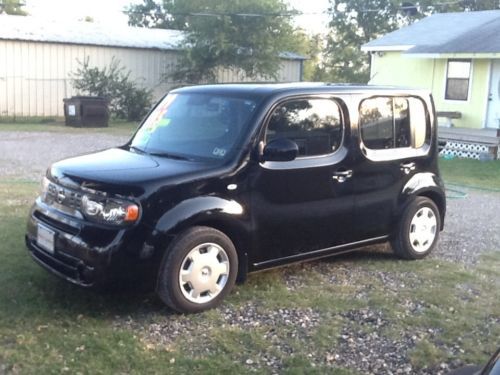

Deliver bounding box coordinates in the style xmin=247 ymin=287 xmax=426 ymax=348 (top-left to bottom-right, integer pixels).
xmin=394 ymin=98 xmax=411 ymax=148
xmin=266 ymin=99 xmax=343 ymax=157
xmin=360 ymin=97 xmax=426 ymax=150
xmin=359 ymin=97 xmax=394 ymax=149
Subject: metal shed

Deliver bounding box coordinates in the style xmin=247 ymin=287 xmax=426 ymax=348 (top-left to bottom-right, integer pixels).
xmin=0 ymin=15 xmax=306 ymax=118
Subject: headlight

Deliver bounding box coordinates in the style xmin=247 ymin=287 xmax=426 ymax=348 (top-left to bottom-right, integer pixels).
xmin=81 ymin=195 xmax=139 ymax=225
xmin=40 ymin=176 xmax=51 ymax=199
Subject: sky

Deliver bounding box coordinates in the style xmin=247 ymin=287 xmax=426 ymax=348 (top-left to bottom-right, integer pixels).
xmin=24 ymin=0 xmax=331 ymax=34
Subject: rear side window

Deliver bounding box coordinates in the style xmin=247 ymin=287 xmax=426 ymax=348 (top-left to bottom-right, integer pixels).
xmin=266 ymin=98 xmax=343 ymax=157
xmin=359 ymin=96 xmax=428 ymax=150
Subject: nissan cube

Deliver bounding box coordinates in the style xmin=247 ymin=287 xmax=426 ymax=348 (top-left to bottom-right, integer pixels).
xmin=26 ymin=83 xmax=446 ymax=313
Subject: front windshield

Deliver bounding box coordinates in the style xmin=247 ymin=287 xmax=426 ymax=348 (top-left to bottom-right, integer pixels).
xmin=130 ymin=93 xmax=258 ymax=161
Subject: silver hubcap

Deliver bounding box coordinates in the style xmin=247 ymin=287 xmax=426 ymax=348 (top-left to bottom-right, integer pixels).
xmin=179 ymin=243 xmax=230 ymax=304
xmin=409 ymin=207 xmax=437 ymax=253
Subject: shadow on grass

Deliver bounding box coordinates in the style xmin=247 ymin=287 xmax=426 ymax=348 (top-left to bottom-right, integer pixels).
xmin=3 ymin=242 xmax=401 ymax=321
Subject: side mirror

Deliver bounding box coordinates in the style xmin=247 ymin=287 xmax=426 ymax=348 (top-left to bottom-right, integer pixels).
xmin=262 ymin=138 xmax=299 ymax=162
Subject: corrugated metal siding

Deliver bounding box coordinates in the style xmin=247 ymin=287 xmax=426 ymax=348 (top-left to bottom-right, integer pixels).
xmin=0 ymin=40 xmax=302 ymax=117
xmin=215 ymin=59 xmax=302 ymax=83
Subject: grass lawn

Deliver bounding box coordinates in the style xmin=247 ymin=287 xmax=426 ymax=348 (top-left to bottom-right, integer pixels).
xmin=0 ymin=177 xmax=499 ymax=373
xmin=0 ymin=120 xmax=139 ymax=136
xmin=439 ymin=158 xmax=500 ymax=190
xmin=0 ymin=128 xmax=498 ymax=373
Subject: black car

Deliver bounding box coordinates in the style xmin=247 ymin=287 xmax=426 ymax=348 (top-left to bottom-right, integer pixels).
xmin=26 ymin=83 xmax=446 ymax=313
xmin=449 ymin=348 xmax=500 ymax=375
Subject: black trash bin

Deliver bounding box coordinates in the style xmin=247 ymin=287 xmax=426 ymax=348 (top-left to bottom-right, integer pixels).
xmin=63 ymin=96 xmax=109 ymax=127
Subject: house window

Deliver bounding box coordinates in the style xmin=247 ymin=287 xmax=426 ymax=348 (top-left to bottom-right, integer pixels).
xmin=445 ymin=60 xmax=471 ymax=101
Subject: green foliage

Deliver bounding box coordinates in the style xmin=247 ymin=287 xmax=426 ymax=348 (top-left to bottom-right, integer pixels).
xmin=72 ymin=58 xmax=153 ymax=121
xmin=280 ymin=29 xmax=324 ymax=81
xmin=127 ymin=0 xmax=189 ymax=29
xmin=174 ymin=0 xmax=295 ymax=83
xmin=127 ymin=0 xmax=296 ymax=84
xmin=426 ymin=0 xmax=500 ymax=12
xmin=0 ymin=0 xmax=27 ymax=15
xmin=323 ymin=0 xmax=414 ymax=83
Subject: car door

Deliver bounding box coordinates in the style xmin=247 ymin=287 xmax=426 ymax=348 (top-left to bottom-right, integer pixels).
xmin=350 ymin=95 xmax=432 ymax=240
xmin=249 ymin=96 xmax=356 ymax=267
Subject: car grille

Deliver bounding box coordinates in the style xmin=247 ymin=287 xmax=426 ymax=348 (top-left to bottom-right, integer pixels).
xmin=46 ymin=182 xmax=83 ymax=210
xmin=34 ymin=211 xmax=80 ymax=236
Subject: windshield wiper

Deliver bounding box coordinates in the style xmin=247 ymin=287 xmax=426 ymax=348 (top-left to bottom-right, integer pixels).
xmin=148 ymin=151 xmax=192 ymax=161
xmin=129 ymin=145 xmax=146 ymax=154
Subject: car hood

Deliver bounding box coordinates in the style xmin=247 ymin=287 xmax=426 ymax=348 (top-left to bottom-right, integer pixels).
xmin=49 ymin=148 xmax=216 ymax=195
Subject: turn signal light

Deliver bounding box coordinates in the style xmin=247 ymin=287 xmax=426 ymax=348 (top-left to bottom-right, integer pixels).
xmin=125 ymin=205 xmax=140 ymax=222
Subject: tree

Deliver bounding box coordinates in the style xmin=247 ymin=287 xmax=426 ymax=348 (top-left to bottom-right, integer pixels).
xmin=127 ymin=0 xmax=189 ymax=29
xmin=280 ymin=29 xmax=325 ymax=81
xmin=323 ymin=0 xmax=500 ymax=83
xmin=0 ymin=0 xmax=28 ymax=15
xmin=127 ymin=0 xmax=296 ymax=83
xmin=323 ymin=0 xmax=416 ymax=83
xmin=72 ymin=58 xmax=153 ymax=121
xmin=425 ymin=0 xmax=499 ymax=12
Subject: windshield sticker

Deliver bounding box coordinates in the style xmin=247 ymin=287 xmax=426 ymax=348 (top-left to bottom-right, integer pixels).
xmin=141 ymin=94 xmax=177 ymax=132
xmin=212 ymin=147 xmax=227 ymax=157
xmin=158 ymin=118 xmax=171 ymax=127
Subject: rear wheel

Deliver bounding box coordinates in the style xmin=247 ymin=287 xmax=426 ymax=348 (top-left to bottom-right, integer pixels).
xmin=157 ymin=226 xmax=238 ymax=313
xmin=391 ymin=197 xmax=440 ymax=260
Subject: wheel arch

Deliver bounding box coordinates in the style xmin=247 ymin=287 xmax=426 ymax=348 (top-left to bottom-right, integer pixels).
xmin=400 ymin=173 xmax=446 ymax=230
xmin=416 ymin=190 xmax=445 ymax=230
xmin=151 ymin=196 xmax=251 ymax=283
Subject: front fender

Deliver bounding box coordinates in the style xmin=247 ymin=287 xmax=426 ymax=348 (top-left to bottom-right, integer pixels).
xmin=147 ymin=195 xmax=250 ymax=281
xmin=155 ymin=196 xmax=246 ymax=235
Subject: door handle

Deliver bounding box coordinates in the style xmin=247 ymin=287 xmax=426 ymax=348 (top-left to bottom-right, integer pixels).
xmin=400 ymin=162 xmax=416 ymax=175
xmin=332 ymin=170 xmax=353 ymax=183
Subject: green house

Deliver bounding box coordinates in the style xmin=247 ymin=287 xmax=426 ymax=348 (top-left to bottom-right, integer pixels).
xmin=362 ymin=10 xmax=500 ymax=132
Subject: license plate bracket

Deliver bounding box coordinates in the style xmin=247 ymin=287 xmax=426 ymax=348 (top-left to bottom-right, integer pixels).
xmin=37 ymin=224 xmax=55 ymax=254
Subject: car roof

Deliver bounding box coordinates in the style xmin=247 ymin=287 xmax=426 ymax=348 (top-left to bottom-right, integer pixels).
xmin=171 ymin=82 xmax=429 ymax=99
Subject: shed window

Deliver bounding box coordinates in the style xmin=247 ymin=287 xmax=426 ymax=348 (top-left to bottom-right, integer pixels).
xmin=445 ymin=60 xmax=471 ymax=101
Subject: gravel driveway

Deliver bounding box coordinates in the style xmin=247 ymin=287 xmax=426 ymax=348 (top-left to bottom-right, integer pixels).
xmin=2 ymin=130 xmax=499 ymax=374
xmin=0 ymin=131 xmax=129 ymax=181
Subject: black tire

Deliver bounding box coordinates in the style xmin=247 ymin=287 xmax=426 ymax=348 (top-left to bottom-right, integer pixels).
xmin=157 ymin=226 xmax=238 ymax=313
xmin=391 ymin=197 xmax=441 ymax=260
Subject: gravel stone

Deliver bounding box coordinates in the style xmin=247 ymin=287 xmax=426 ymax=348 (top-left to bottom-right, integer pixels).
xmin=434 ymin=188 xmax=500 ymax=265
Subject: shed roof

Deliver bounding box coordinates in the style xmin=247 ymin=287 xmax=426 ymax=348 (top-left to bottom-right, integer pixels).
xmin=0 ymin=14 xmax=184 ymax=51
xmin=362 ymin=9 xmax=500 ymax=54
xmin=0 ymin=15 xmax=306 ymax=60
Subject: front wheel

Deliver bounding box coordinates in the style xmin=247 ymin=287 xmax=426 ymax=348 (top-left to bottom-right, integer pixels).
xmin=157 ymin=226 xmax=238 ymax=313
xmin=391 ymin=197 xmax=441 ymax=260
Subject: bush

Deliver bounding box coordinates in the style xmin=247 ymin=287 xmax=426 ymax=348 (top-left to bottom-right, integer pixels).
xmin=72 ymin=58 xmax=153 ymax=121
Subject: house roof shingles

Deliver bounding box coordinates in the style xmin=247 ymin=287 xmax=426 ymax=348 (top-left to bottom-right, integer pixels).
xmin=362 ymin=9 xmax=500 ymax=54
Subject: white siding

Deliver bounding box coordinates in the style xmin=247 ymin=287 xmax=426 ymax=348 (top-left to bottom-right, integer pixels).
xmin=0 ymin=40 xmax=302 ymax=118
